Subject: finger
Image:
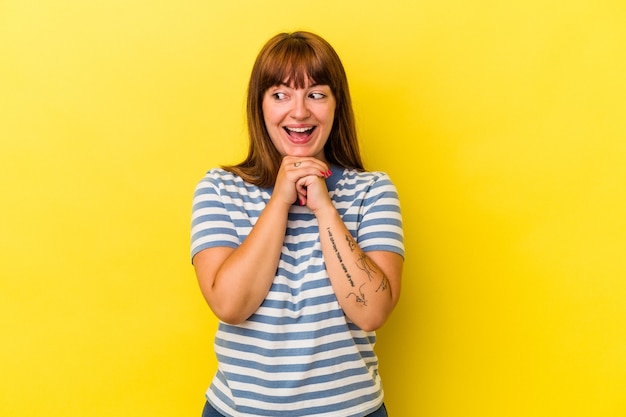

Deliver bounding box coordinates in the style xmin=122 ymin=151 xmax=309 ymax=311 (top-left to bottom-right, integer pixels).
xmin=297 ymin=193 xmax=307 ymax=206
xmin=296 ymin=178 xmax=308 ymax=195
xmin=296 ymin=181 xmax=307 ymax=206
xmin=285 ymin=157 xmax=330 ymax=176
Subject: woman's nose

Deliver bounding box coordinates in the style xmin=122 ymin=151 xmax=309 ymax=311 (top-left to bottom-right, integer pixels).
xmin=290 ymin=95 xmax=310 ymax=119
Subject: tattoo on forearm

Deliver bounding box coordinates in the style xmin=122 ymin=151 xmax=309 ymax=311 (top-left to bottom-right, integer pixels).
xmin=328 ymin=228 xmax=390 ymax=302
xmin=327 ymin=227 xmax=355 ymax=287
xmin=355 ymin=253 xmax=377 ymax=281
xmin=346 ymin=283 xmax=368 ymax=306
xmin=345 ymin=234 xmax=357 ymax=252
xmin=376 ymin=275 xmax=390 ymax=293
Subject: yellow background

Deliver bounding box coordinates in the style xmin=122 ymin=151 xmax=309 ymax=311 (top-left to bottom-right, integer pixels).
xmin=1 ymin=0 xmax=625 ymax=416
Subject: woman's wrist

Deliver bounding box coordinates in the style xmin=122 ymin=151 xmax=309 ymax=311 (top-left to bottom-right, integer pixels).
xmin=267 ymin=192 xmax=297 ymax=213
xmin=312 ymin=204 xmax=339 ymax=222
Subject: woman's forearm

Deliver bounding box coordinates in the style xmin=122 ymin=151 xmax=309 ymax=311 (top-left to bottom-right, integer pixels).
xmin=195 ymin=198 xmax=289 ymax=324
xmin=316 ymin=207 xmax=402 ymax=331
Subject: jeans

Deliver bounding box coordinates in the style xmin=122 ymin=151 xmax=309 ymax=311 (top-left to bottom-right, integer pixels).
xmin=202 ymin=401 xmax=388 ymax=416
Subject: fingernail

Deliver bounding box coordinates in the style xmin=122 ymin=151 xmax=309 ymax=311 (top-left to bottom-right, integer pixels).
xmin=327 ymin=170 xmax=332 ymax=176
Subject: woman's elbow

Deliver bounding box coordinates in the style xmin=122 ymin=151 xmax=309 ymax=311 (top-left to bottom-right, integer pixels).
xmin=204 ymin=297 xmax=252 ymax=325
xmin=355 ymin=296 xmax=400 ymax=332
xmin=352 ymin=308 xmax=394 ymax=332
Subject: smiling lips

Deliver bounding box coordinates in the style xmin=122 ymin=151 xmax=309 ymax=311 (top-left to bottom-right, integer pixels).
xmin=284 ymin=126 xmax=316 ymax=142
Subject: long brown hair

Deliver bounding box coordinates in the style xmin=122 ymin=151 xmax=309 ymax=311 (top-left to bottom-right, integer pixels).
xmin=223 ymin=31 xmax=363 ymax=187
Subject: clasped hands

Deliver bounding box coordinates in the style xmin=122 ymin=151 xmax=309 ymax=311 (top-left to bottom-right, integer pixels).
xmin=274 ymin=156 xmax=333 ymax=212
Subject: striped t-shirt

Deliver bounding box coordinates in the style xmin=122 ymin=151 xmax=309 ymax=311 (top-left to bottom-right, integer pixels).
xmin=190 ymin=166 xmax=404 ymax=417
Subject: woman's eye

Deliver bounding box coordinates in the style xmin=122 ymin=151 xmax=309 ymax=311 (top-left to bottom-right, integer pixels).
xmin=273 ymin=92 xmax=287 ymax=100
xmin=309 ymin=92 xmax=326 ymax=99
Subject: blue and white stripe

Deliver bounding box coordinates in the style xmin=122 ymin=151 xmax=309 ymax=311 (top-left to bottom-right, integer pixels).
xmin=191 ymin=166 xmax=404 ymax=417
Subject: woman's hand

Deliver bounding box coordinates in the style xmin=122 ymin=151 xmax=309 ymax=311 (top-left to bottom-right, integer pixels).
xmin=274 ymin=156 xmax=332 ymax=208
xmin=296 ymin=173 xmax=333 ymax=213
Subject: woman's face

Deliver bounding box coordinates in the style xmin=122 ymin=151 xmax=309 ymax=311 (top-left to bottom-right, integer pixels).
xmin=262 ymin=79 xmax=336 ymax=162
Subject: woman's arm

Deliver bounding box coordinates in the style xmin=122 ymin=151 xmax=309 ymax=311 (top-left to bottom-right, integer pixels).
xmin=316 ymin=206 xmax=403 ymax=331
xmin=193 ymin=157 xmax=331 ymax=324
xmin=193 ymin=197 xmax=289 ymax=324
xmin=300 ymin=172 xmax=403 ymax=331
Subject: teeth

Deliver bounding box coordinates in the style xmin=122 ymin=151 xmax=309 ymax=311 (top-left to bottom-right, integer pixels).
xmin=286 ymin=126 xmax=313 ymax=133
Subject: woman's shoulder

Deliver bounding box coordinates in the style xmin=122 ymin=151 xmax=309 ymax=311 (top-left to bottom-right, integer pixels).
xmin=341 ymin=167 xmax=393 ymax=184
xmin=197 ymin=167 xmax=244 ymax=185
xmin=329 ymin=168 xmax=397 ymax=198
xmin=195 ymin=168 xmax=264 ymax=198
xmin=194 ymin=168 xmax=243 ymax=191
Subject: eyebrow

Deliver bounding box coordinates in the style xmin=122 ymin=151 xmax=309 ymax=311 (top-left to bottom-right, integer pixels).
xmin=276 ymin=82 xmax=324 ymax=89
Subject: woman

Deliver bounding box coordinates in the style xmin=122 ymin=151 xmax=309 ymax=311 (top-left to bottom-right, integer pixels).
xmin=191 ymin=31 xmax=404 ymax=417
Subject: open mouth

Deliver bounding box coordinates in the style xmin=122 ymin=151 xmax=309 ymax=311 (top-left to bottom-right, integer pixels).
xmin=284 ymin=126 xmax=316 ymax=140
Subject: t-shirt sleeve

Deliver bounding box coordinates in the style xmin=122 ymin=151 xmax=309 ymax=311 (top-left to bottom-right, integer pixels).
xmin=190 ymin=173 xmax=240 ymax=263
xmin=357 ymin=173 xmax=405 ymax=258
